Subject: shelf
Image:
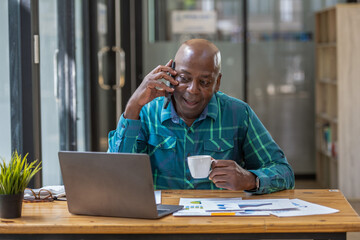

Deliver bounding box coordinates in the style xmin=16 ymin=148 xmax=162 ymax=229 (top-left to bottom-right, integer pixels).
xmin=317 ymin=112 xmax=338 ymax=124
xmin=317 ymin=149 xmax=338 ymax=165
xmin=315 ymin=4 xmax=360 ymax=198
xmin=318 ymin=78 xmax=337 ymax=85
xmin=316 ymin=42 xmax=337 ymax=48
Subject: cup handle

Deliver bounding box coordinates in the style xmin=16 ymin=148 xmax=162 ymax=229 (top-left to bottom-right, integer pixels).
xmin=208 ymin=159 xmax=215 ymax=176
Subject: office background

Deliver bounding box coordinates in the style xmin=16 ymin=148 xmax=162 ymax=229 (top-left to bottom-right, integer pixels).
xmin=0 ymin=0 xmax=355 ymax=188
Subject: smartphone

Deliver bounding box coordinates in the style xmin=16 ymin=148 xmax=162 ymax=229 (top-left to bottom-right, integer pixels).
xmin=163 ymin=61 xmax=176 ymax=109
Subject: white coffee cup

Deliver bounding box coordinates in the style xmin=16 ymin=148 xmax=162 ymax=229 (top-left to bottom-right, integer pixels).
xmin=187 ymin=155 xmax=213 ymax=179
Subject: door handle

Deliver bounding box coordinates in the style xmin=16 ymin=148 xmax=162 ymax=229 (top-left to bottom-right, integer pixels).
xmin=97 ymin=46 xmax=125 ymax=90
xmin=97 ymin=46 xmax=111 ymax=90
xmin=112 ymin=46 xmax=125 ymax=89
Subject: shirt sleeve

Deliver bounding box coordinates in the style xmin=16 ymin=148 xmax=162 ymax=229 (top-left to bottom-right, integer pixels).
xmin=107 ymin=114 xmax=145 ymax=153
xmin=242 ymin=105 xmax=295 ymax=194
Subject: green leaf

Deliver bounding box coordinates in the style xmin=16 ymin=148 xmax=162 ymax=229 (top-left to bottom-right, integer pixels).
xmin=0 ymin=150 xmax=42 ymax=194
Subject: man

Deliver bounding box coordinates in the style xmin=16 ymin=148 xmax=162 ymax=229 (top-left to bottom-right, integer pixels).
xmin=108 ymin=39 xmax=294 ymax=194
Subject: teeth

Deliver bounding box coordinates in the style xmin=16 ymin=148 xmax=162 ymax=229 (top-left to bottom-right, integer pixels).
xmin=184 ymin=97 xmax=197 ymax=105
xmin=186 ymin=100 xmax=197 ymax=105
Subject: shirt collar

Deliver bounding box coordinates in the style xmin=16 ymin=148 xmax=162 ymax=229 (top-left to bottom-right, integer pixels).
xmin=160 ymin=93 xmax=219 ymax=124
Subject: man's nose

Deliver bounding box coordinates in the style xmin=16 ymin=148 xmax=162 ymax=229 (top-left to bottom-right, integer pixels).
xmin=187 ymin=80 xmax=200 ymax=94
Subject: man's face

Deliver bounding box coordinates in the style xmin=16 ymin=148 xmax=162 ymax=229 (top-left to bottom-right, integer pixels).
xmin=173 ymin=46 xmax=221 ymax=124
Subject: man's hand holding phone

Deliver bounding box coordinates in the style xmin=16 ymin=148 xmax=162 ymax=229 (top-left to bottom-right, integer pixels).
xmin=124 ymin=59 xmax=178 ymax=120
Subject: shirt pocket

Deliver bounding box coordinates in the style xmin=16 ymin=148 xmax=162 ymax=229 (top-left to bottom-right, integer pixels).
xmin=204 ymin=138 xmax=234 ymax=159
xmin=148 ymin=134 xmax=177 ymax=174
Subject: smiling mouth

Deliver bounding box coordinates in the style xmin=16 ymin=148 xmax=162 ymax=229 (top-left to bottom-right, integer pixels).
xmin=183 ymin=98 xmax=198 ymax=106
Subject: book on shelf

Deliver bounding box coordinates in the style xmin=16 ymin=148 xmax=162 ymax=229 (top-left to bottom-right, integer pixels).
xmin=321 ymin=124 xmax=337 ymax=159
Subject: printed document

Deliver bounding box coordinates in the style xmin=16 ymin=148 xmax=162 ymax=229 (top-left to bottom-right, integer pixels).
xmin=271 ymin=199 xmax=339 ymax=217
xmin=173 ymin=198 xmax=271 ymax=216
xmin=173 ymin=197 xmax=339 ymax=217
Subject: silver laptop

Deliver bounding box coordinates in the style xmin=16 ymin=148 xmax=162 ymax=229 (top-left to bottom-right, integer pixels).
xmin=58 ymin=151 xmax=183 ymax=219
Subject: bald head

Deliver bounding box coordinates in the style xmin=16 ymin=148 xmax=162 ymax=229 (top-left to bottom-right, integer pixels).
xmin=174 ymin=39 xmax=221 ymax=74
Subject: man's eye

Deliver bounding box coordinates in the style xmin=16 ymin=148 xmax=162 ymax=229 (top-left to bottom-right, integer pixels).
xmin=177 ymin=75 xmax=190 ymax=83
xmin=200 ymin=80 xmax=211 ymax=86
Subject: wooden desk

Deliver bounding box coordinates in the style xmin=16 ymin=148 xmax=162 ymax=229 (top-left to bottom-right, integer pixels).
xmin=0 ymin=189 xmax=359 ymax=240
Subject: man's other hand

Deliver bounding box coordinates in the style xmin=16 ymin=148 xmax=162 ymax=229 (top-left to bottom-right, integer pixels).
xmin=209 ymin=159 xmax=257 ymax=191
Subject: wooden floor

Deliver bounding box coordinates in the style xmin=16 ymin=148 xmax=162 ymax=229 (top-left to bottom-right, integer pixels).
xmin=295 ymin=179 xmax=360 ymax=240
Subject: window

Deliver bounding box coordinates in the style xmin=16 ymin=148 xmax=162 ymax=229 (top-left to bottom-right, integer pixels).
xmin=0 ymin=0 xmax=11 ymax=161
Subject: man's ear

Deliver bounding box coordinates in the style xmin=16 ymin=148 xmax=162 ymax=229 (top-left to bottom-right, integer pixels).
xmin=215 ymin=73 xmax=222 ymax=92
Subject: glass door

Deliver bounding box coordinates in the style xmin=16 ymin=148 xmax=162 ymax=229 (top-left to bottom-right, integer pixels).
xmin=39 ymin=0 xmax=86 ymax=185
xmin=89 ymin=0 xmax=124 ymax=152
xmin=0 ymin=0 xmax=11 ymax=161
xmin=39 ymin=0 xmax=123 ymax=185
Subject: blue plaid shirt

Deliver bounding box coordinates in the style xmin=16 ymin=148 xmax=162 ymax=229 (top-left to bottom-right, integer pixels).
xmin=108 ymin=92 xmax=294 ymax=194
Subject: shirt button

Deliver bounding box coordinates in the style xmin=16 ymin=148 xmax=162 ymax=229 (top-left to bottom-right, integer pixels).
xmin=121 ymin=124 xmax=125 ymax=128
xmin=218 ymin=147 xmax=221 ymax=151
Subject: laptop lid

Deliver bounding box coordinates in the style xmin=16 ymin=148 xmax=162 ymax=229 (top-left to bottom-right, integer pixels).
xmin=58 ymin=151 xmax=182 ymax=219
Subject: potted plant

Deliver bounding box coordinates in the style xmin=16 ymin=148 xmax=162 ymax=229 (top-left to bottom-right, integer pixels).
xmin=0 ymin=151 xmax=41 ymax=218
